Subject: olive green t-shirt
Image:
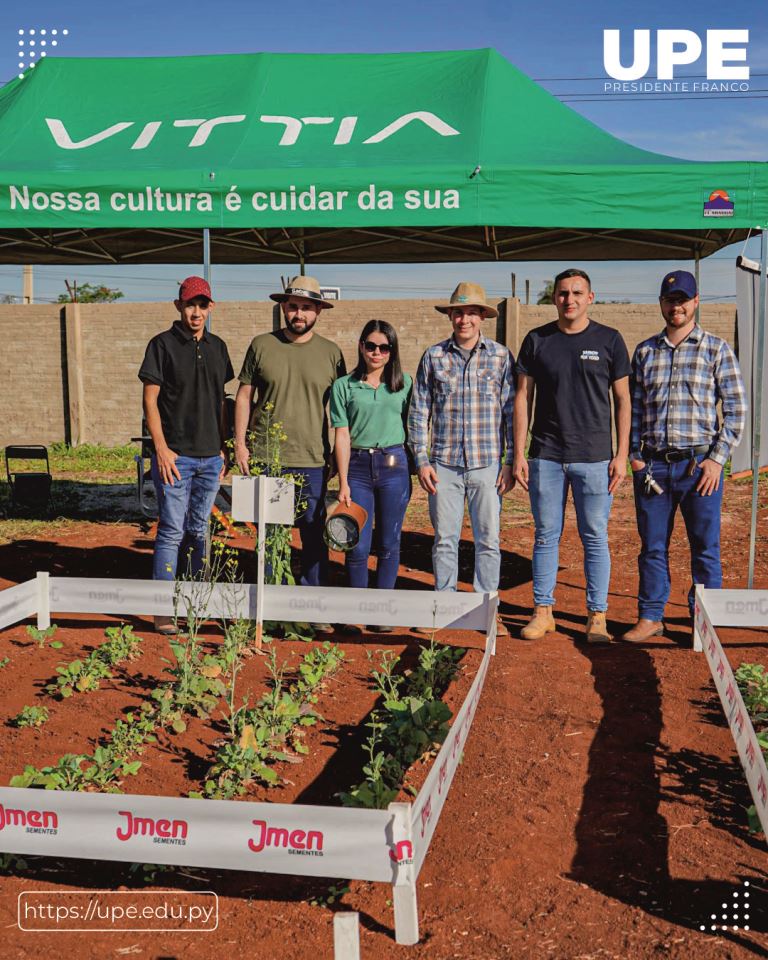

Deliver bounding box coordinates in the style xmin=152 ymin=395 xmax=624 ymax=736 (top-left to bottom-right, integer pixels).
xmin=330 ymin=373 xmax=413 ymax=449
xmin=238 ymin=329 xmax=346 ymax=467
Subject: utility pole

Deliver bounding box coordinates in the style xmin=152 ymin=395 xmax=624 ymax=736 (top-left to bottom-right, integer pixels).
xmin=525 ymin=279 xmax=530 ymax=305
xmin=22 ymin=265 xmax=33 ymax=304
xmin=510 ymin=272 xmax=516 ymax=299
xmin=65 ymin=279 xmax=78 ymax=302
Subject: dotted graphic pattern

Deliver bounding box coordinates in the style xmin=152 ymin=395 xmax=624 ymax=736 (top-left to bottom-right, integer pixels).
xmin=700 ymin=880 xmax=751 ymax=932
xmin=17 ymin=28 xmax=69 ymax=79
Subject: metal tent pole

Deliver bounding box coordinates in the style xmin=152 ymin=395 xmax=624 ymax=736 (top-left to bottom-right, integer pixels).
xmin=203 ymin=228 xmax=212 ymax=332
xmin=747 ymin=228 xmax=767 ymax=588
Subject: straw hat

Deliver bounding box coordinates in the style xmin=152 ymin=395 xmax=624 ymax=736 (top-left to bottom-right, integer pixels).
xmin=270 ymin=275 xmax=334 ymax=309
xmin=434 ymin=281 xmax=498 ymax=319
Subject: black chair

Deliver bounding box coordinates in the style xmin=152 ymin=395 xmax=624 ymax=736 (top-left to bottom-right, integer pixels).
xmin=131 ymin=422 xmax=156 ymax=520
xmin=5 ymin=445 xmax=52 ymax=511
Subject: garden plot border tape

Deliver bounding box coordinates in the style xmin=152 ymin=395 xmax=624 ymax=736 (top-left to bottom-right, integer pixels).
xmin=0 ymin=574 xmax=498 ymax=946
xmin=693 ymin=586 xmax=768 ymax=838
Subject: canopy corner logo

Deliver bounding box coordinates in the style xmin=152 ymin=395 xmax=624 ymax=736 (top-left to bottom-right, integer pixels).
xmin=704 ymin=189 xmax=734 ymax=218
xmin=602 ymin=28 xmax=750 ymax=95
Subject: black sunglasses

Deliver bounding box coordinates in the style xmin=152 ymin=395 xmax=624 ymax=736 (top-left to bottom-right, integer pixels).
xmin=362 ymin=340 xmax=391 ymax=354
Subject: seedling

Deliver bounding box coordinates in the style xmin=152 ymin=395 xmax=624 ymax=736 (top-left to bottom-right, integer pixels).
xmin=13 ymin=704 xmax=49 ymax=728
xmin=26 ymin=624 xmax=63 ymax=649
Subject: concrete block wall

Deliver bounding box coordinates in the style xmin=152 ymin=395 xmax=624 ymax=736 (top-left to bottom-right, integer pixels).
xmin=0 ymin=299 xmax=737 ymax=448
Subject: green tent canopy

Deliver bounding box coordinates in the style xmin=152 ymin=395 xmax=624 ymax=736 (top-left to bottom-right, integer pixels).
xmin=0 ymin=48 xmax=765 ymax=264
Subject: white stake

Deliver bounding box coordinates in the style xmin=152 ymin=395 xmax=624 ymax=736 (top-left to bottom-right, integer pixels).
xmin=333 ymin=912 xmax=360 ymax=960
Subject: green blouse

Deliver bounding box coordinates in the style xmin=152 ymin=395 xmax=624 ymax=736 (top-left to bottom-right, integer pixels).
xmin=330 ymin=373 xmax=413 ymax=448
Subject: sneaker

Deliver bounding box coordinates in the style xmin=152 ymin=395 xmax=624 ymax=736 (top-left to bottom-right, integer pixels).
xmin=585 ymin=610 xmax=612 ymax=644
xmin=310 ymin=622 xmax=336 ymax=635
xmin=340 ymin=623 xmax=363 ymax=637
xmin=520 ymin=605 xmax=556 ymax=640
xmin=367 ymin=624 xmax=394 ymax=633
xmin=154 ymin=616 xmax=178 ymax=636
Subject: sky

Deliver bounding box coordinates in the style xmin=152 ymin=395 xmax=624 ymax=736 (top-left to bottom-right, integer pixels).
xmin=0 ymin=0 xmax=765 ymax=304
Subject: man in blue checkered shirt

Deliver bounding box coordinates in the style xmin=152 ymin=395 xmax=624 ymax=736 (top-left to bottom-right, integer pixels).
xmin=408 ymin=282 xmax=515 ymax=635
xmin=622 ymin=270 xmax=746 ymax=643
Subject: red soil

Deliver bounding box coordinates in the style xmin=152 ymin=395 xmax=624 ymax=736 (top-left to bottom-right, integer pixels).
xmin=0 ymin=478 xmax=766 ymax=959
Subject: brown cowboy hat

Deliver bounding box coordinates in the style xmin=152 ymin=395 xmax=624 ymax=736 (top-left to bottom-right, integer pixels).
xmin=434 ymin=281 xmax=498 ymax=319
xmin=270 ymin=275 xmax=334 ymax=309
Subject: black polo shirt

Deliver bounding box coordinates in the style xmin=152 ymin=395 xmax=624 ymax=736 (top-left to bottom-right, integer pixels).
xmin=139 ymin=321 xmax=234 ymax=457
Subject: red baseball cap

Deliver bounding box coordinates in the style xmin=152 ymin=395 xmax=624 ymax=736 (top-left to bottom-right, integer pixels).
xmin=177 ymin=276 xmax=213 ymax=302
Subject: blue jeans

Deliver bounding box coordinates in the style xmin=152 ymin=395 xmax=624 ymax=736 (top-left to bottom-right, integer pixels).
xmin=151 ymin=454 xmax=222 ymax=580
xmin=633 ymin=455 xmax=723 ymax=619
xmin=528 ymin=458 xmax=612 ymax=611
xmin=428 ymin=461 xmax=501 ymax=593
xmin=346 ymin=445 xmax=411 ymax=589
xmin=285 ymin=466 xmax=328 ymax=587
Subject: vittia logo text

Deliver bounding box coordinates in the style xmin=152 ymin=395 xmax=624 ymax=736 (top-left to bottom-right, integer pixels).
xmin=248 ymin=819 xmax=324 ymax=856
xmin=603 ymin=29 xmax=749 ymax=93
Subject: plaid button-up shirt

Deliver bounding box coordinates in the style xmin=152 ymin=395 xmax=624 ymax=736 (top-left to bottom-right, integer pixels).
xmin=408 ymin=335 xmax=515 ymax=470
xmin=630 ymin=325 xmax=746 ymax=466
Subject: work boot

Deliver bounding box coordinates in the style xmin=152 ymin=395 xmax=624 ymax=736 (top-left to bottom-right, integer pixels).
xmin=621 ymin=619 xmax=663 ymax=643
xmin=520 ymin=605 xmax=555 ymax=640
xmin=585 ymin=610 xmax=612 ymax=644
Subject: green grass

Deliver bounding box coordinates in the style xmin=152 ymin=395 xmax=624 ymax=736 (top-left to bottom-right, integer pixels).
xmin=5 ymin=443 xmax=137 ymax=483
xmin=47 ymin=442 xmax=137 ymax=481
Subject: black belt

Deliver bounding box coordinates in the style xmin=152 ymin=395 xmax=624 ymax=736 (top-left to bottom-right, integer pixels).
xmin=644 ymin=444 xmax=710 ymax=463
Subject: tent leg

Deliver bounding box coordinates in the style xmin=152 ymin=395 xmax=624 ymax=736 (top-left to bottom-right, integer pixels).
xmin=748 ymin=229 xmax=768 ymax=589
xmin=203 ymin=228 xmax=212 ymax=332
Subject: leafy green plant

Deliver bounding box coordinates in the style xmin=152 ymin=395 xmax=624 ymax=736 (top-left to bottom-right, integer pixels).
xmin=735 ymin=661 xmax=768 ymax=833
xmin=13 ymin=704 xmax=49 ymax=728
xmin=0 ymin=657 xmax=9 ymax=669
xmin=100 ymin=623 xmax=143 ymax=665
xmin=196 ymin=640 xmax=344 ymax=799
xmin=342 ymin=639 xmax=464 ymax=809
xmin=47 ymin=656 xmax=112 ymax=698
xmin=0 ymin=853 xmax=29 ymax=873
xmin=26 ymin=624 xmax=63 ymax=649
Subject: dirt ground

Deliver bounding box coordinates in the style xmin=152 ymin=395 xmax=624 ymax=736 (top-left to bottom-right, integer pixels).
xmin=0 ymin=476 xmax=766 ymax=960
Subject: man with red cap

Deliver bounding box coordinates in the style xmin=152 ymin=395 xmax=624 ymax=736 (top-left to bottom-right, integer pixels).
xmin=139 ymin=276 xmax=234 ymax=633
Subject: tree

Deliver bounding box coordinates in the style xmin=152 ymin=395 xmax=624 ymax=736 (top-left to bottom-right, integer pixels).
xmin=537 ymin=280 xmax=554 ymax=305
xmin=58 ymin=282 xmax=124 ymax=303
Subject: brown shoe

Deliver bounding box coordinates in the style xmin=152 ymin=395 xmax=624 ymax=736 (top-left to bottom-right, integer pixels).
xmin=154 ymin=616 xmax=178 ymax=636
xmin=520 ymin=605 xmax=556 ymax=640
xmin=495 ymin=616 xmax=510 ymax=638
xmin=621 ymin=619 xmax=663 ymax=643
xmin=585 ymin=610 xmax=612 ymax=644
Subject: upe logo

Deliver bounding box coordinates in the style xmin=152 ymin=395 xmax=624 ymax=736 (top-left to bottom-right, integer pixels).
xmin=0 ymin=802 xmax=58 ymax=834
xmin=115 ymin=810 xmax=188 ymax=845
xmin=603 ymin=29 xmax=750 ymax=92
xmin=248 ymin=819 xmax=324 ymax=857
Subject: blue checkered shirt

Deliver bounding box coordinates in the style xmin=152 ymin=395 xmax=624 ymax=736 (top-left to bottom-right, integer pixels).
xmin=408 ymin=335 xmax=515 ymax=470
xmin=630 ymin=325 xmax=746 ymax=466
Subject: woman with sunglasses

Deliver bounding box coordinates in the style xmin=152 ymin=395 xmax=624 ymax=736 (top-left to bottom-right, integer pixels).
xmin=330 ymin=320 xmax=413 ymax=633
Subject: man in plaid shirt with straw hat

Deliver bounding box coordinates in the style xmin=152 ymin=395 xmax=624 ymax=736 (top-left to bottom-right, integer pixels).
xmin=408 ymin=281 xmax=515 ymax=635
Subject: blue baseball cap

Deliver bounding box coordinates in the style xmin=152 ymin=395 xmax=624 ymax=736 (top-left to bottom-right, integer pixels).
xmin=660 ymin=270 xmax=697 ymax=299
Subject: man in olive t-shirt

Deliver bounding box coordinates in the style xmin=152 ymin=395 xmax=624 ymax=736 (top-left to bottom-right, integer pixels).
xmin=234 ymin=277 xmax=346 ymax=603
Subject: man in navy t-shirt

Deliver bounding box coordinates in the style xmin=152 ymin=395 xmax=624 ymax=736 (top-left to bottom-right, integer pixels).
xmin=513 ymin=269 xmax=631 ymax=643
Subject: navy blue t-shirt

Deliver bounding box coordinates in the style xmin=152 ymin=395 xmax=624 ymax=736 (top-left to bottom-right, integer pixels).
xmin=516 ymin=320 xmax=631 ymax=463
